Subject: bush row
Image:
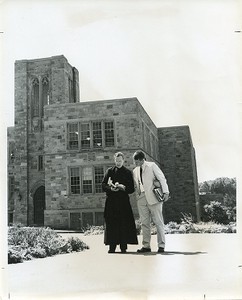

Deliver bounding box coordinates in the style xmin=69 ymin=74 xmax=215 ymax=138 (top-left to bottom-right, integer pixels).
xmin=8 ymin=225 xmax=89 ymax=264
xmin=82 ymin=219 xmax=236 ymax=236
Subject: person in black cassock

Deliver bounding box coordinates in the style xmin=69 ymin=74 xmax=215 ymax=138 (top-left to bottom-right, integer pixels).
xmin=102 ymin=152 xmax=138 ymax=253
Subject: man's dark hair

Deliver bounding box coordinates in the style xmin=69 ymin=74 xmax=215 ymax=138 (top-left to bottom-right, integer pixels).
xmin=114 ymin=152 xmax=124 ymax=159
xmin=133 ymin=150 xmax=146 ymax=161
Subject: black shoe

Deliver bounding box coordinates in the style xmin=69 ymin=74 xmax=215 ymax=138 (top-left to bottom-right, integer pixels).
xmin=137 ymin=247 xmax=151 ymax=253
xmin=158 ymin=247 xmax=164 ymax=253
xmin=108 ymin=249 xmax=115 ymax=253
xmin=108 ymin=245 xmax=116 ymax=253
xmin=120 ymin=243 xmax=127 ymax=253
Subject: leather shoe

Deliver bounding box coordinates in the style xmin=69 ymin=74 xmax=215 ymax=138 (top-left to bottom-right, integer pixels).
xmin=137 ymin=247 xmax=151 ymax=253
xmin=158 ymin=247 xmax=164 ymax=253
xmin=121 ymin=249 xmax=126 ymax=253
xmin=108 ymin=250 xmax=115 ymax=253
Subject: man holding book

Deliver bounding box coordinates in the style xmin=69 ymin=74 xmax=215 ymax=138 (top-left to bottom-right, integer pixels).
xmin=133 ymin=150 xmax=170 ymax=253
xmin=102 ymin=152 xmax=138 ymax=253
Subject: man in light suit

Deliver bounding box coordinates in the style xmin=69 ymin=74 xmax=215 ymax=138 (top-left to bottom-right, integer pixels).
xmin=133 ymin=150 xmax=170 ymax=253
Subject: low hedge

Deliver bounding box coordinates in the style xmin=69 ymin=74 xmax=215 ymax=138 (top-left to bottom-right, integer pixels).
xmin=8 ymin=225 xmax=89 ymax=264
xmin=82 ymin=221 xmax=236 ymax=236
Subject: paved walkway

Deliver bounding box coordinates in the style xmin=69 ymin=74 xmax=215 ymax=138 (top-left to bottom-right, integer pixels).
xmin=6 ymin=233 xmax=242 ymax=300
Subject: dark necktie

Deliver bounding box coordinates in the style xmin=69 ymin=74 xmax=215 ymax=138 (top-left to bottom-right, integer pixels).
xmin=140 ymin=167 xmax=143 ymax=184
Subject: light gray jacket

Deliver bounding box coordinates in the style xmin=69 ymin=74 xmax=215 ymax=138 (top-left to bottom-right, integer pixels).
xmin=133 ymin=161 xmax=169 ymax=205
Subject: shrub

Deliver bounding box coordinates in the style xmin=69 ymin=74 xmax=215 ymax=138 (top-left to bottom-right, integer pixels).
xmin=83 ymin=225 xmax=104 ymax=236
xmin=29 ymin=247 xmax=47 ymax=258
xmin=135 ymin=219 xmax=142 ymax=235
xmin=8 ymin=247 xmax=23 ymax=264
xmin=67 ymin=237 xmax=89 ymax=252
xmin=204 ymin=201 xmax=230 ymax=224
xmin=163 ymin=221 xmax=236 ymax=234
xmin=8 ymin=224 xmax=89 ymax=264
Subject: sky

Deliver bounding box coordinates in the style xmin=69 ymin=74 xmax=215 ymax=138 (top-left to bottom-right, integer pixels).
xmin=0 ymin=0 xmax=242 ymax=183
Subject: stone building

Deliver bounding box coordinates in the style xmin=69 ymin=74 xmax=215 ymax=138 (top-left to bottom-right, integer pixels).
xmin=7 ymin=55 xmax=200 ymax=229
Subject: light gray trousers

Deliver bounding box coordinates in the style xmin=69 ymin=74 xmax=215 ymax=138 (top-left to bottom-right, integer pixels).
xmin=137 ymin=192 xmax=165 ymax=249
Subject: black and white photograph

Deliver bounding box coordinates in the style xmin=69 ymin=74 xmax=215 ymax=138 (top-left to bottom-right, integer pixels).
xmin=0 ymin=0 xmax=242 ymax=299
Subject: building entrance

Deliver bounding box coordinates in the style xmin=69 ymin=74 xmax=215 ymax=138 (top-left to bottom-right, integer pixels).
xmin=33 ymin=186 xmax=45 ymax=226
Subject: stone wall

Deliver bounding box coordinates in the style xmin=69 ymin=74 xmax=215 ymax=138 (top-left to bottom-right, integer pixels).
xmin=7 ymin=127 xmax=15 ymax=223
xmin=43 ymin=98 xmax=151 ymax=228
xmin=14 ymin=60 xmax=29 ymax=224
xmin=158 ymin=126 xmax=200 ymax=223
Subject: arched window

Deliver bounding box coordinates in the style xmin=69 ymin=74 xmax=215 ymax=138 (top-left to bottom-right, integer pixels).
xmin=32 ymin=78 xmax=39 ymax=117
xmin=42 ymin=77 xmax=50 ymax=116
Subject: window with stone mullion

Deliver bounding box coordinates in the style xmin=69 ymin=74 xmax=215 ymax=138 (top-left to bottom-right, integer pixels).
xmin=41 ymin=77 xmax=50 ymax=116
xmin=94 ymin=166 xmax=104 ymax=193
xmin=93 ymin=121 xmax=102 ymax=148
xmin=81 ymin=123 xmax=91 ymax=149
xmin=32 ymin=78 xmax=39 ymax=117
xmin=68 ymin=123 xmax=79 ymax=149
xmin=104 ymin=121 xmax=114 ymax=147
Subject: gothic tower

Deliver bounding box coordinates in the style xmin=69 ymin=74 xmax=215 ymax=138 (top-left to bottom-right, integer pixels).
xmin=13 ymin=55 xmax=79 ymax=225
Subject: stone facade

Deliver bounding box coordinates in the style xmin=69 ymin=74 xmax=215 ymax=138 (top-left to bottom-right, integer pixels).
xmin=158 ymin=126 xmax=200 ymax=222
xmin=7 ymin=55 xmax=200 ymax=229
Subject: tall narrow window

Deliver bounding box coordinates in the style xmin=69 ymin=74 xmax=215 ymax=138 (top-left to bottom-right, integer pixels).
xmin=69 ymin=77 xmax=73 ymax=103
xmin=38 ymin=155 xmax=44 ymax=171
xmin=32 ymin=78 xmax=39 ymax=117
xmin=93 ymin=121 xmax=102 ymax=148
xmin=42 ymin=77 xmax=50 ymax=116
xmin=155 ymin=140 xmax=159 ymax=160
xmin=9 ymin=176 xmax=14 ymax=197
xmin=104 ymin=121 xmax=114 ymax=147
xmin=150 ymin=134 xmax=155 ymax=158
xmin=142 ymin=122 xmax=145 ymax=149
xmin=82 ymin=167 xmax=93 ymax=194
xmin=68 ymin=123 xmax=79 ymax=149
xmin=70 ymin=167 xmax=80 ymax=194
xmin=94 ymin=166 xmax=104 ymax=193
xmin=81 ymin=123 xmax=91 ymax=149
xmin=146 ymin=127 xmax=151 ymax=154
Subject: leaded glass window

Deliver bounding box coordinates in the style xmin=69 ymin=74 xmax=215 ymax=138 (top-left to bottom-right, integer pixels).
xmin=93 ymin=121 xmax=102 ymax=148
xmin=104 ymin=121 xmax=114 ymax=147
xmin=42 ymin=77 xmax=50 ymax=116
xmin=70 ymin=167 xmax=80 ymax=194
xmin=82 ymin=167 xmax=92 ymax=194
xmin=32 ymin=78 xmax=39 ymax=117
xmin=94 ymin=166 xmax=104 ymax=193
xmin=81 ymin=123 xmax=91 ymax=149
xmin=68 ymin=123 xmax=79 ymax=149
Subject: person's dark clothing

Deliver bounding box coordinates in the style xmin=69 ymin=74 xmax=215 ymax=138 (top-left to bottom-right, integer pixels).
xmin=102 ymin=166 xmax=138 ymax=246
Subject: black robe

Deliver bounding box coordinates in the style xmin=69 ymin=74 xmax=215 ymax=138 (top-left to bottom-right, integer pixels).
xmin=102 ymin=166 xmax=138 ymax=246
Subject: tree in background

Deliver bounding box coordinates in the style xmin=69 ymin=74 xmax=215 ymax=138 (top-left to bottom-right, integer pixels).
xmin=210 ymin=177 xmax=236 ymax=195
xmin=199 ymin=177 xmax=236 ymax=224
